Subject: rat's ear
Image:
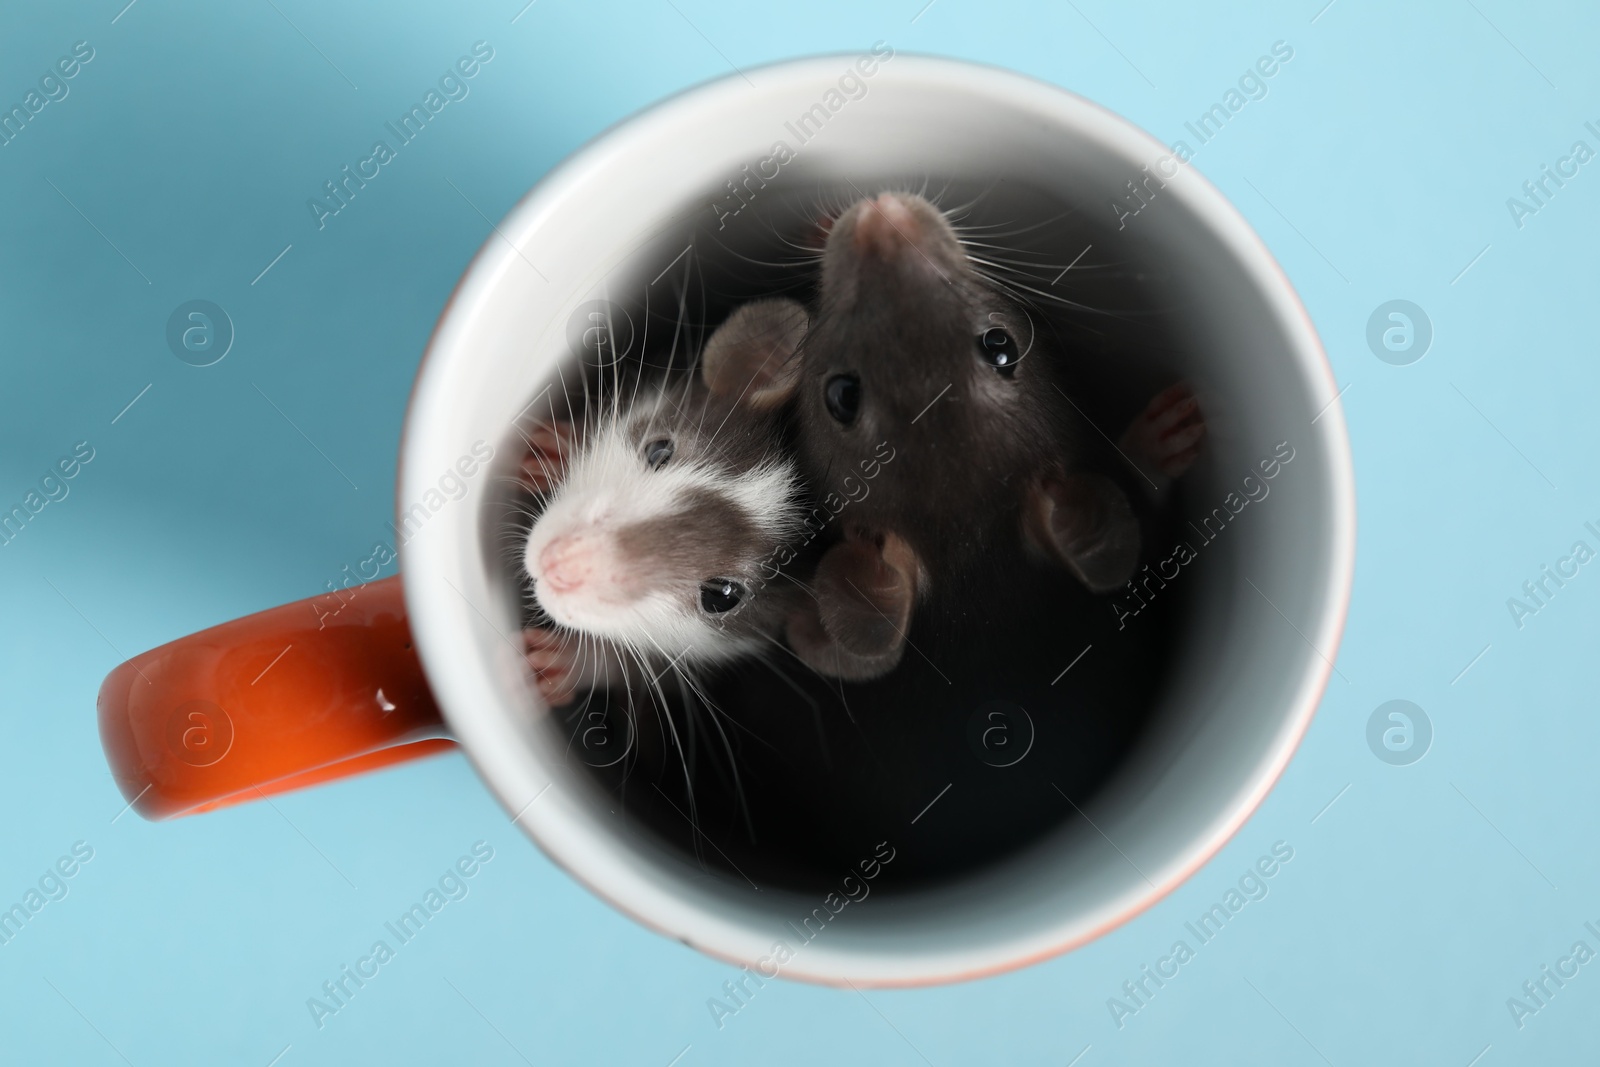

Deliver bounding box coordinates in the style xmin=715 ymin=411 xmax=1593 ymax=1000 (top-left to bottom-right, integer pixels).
xmin=787 ymin=532 xmax=921 ymax=682
xmin=1025 ymin=471 xmax=1140 ymax=593
xmin=700 ymin=298 xmax=808 ymax=408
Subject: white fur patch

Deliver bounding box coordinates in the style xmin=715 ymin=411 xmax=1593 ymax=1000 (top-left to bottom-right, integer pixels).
xmin=522 ymin=390 xmax=800 ymax=669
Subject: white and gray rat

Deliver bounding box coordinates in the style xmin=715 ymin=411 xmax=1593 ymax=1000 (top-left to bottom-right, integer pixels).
xmin=517 ymin=300 xmax=837 ymax=706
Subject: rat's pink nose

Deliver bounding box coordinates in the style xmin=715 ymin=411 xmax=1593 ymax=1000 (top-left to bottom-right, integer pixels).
xmin=852 ymin=193 xmax=922 ymax=260
xmin=539 ymin=531 xmax=604 ymax=594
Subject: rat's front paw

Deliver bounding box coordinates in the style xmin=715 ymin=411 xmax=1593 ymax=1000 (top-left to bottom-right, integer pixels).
xmin=1120 ymin=383 xmax=1206 ymax=482
xmin=518 ymin=420 xmax=575 ymax=496
xmin=523 ymin=626 xmax=585 ymax=706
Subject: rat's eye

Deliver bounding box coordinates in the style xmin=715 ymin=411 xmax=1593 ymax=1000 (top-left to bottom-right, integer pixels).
xmin=699 ymin=578 xmax=745 ymax=614
xmin=978 ymin=327 xmax=1019 ymax=374
xmin=824 ymin=374 xmax=861 ymax=425
xmin=643 ymin=438 xmax=674 ymax=469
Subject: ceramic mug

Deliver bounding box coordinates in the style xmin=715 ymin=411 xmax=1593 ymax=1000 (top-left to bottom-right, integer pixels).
xmin=98 ymin=53 xmax=1354 ymax=986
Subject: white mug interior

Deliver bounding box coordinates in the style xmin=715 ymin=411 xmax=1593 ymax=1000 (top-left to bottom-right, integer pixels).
xmin=399 ymin=53 xmax=1355 ymax=986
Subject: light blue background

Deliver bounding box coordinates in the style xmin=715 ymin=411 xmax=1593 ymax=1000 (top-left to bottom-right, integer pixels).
xmin=3 ymin=0 xmax=1597 ymax=1063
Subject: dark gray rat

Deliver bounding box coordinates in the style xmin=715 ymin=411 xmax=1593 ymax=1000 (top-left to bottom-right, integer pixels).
xmin=726 ymin=191 xmax=1204 ymax=680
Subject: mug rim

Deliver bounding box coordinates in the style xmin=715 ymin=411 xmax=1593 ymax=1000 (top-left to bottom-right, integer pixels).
xmin=399 ymin=50 xmax=1356 ymax=986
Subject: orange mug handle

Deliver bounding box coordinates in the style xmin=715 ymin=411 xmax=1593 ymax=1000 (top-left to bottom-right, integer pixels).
xmin=98 ymin=575 xmax=456 ymax=820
